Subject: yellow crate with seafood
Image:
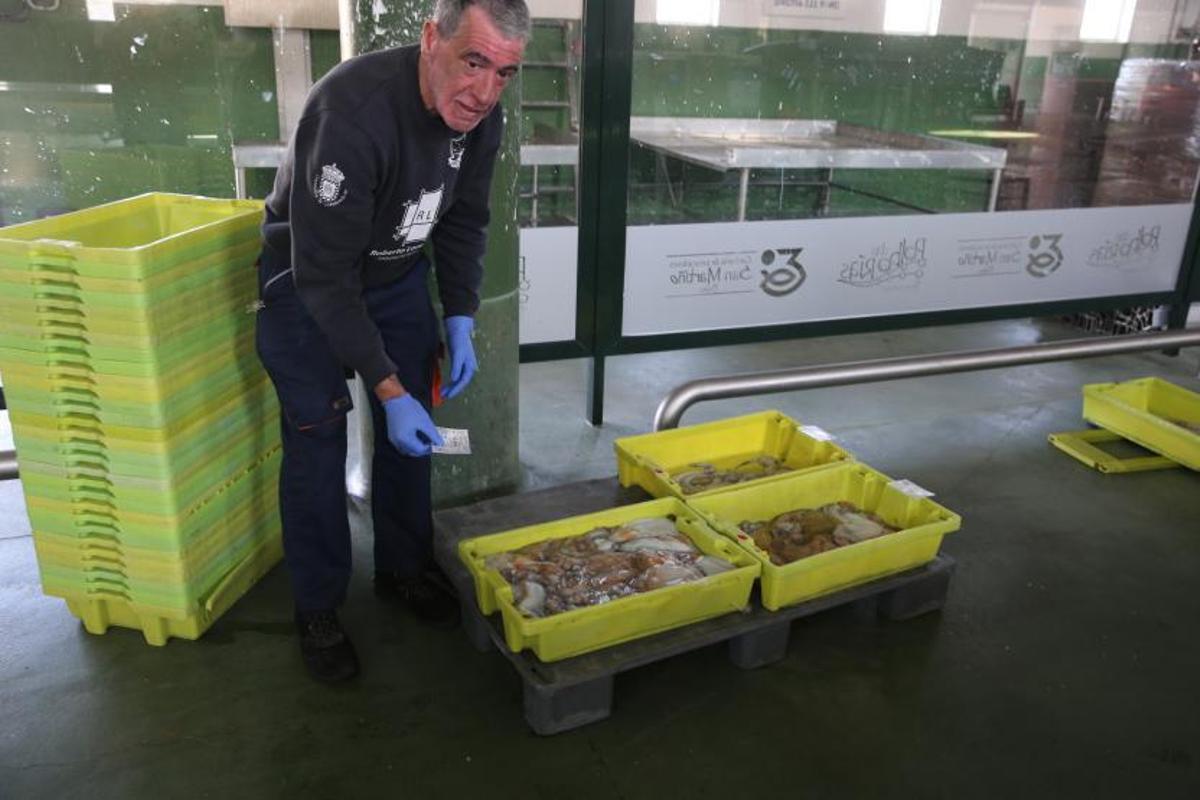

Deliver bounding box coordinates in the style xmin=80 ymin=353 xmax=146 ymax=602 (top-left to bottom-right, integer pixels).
xmin=614 ymin=410 xmax=852 ymax=500
xmin=686 ymin=462 xmax=960 ymax=610
xmin=1082 ymin=378 xmax=1200 ymax=470
xmin=457 ymin=497 xmax=759 ymax=662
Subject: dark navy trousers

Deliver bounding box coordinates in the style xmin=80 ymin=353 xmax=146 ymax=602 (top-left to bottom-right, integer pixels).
xmin=254 ymin=245 xmax=439 ymax=612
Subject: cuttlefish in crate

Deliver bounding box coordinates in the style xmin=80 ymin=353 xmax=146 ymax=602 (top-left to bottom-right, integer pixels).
xmin=485 ymin=516 xmax=735 ymax=618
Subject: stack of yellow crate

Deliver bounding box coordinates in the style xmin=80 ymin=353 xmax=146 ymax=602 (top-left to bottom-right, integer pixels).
xmin=0 ymin=193 xmax=282 ymax=645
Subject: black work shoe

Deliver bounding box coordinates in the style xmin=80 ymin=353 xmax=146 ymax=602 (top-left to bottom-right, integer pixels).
xmin=295 ymin=609 xmax=360 ymax=684
xmin=374 ymin=570 xmax=460 ymax=629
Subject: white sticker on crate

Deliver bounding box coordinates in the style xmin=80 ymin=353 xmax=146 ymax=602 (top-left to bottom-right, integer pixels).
xmin=798 ymin=424 xmax=834 ymax=441
xmin=889 ymin=479 xmax=934 ymax=498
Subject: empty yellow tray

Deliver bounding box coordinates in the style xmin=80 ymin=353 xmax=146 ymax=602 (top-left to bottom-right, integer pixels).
xmin=1082 ymin=378 xmax=1200 ymax=470
xmin=1048 ymin=429 xmax=1179 ymax=473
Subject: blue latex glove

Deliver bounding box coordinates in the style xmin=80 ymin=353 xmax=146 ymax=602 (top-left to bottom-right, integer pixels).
xmin=382 ymin=394 xmax=443 ymax=457
xmin=442 ymin=315 xmax=477 ymax=400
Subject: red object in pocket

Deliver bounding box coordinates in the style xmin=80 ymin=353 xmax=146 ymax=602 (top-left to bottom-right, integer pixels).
xmin=431 ymin=342 xmax=445 ymax=408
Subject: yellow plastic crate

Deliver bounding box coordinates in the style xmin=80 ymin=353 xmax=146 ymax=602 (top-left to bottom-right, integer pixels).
xmin=37 ymin=504 xmax=280 ymax=613
xmin=34 ymin=481 xmax=277 ymax=573
xmin=55 ymin=535 xmax=283 ymax=646
xmin=0 ymin=236 xmax=259 ymax=309
xmin=1 ymin=343 xmax=266 ymax=428
xmin=1082 ymin=378 xmax=1200 ymax=470
xmin=686 ymin=462 xmax=961 ymax=611
xmin=0 ymin=298 xmax=255 ymax=362
xmin=1047 ymin=429 xmax=1179 ymax=474
xmin=0 ymin=193 xmax=263 ymax=281
xmin=0 ymin=329 xmax=258 ymax=401
xmin=0 ymin=327 xmax=253 ymax=378
xmin=0 ymin=245 xmax=256 ymax=326
xmin=9 ymin=392 xmax=278 ymax=488
xmin=7 ymin=371 xmax=274 ymax=451
xmin=24 ymin=446 xmax=281 ymax=550
xmin=458 ymin=497 xmax=759 ymax=661
xmin=614 ymin=410 xmax=852 ymax=500
xmin=38 ymin=524 xmax=279 ymax=614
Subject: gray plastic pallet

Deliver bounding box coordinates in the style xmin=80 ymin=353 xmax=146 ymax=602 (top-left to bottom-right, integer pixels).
xmin=433 ymin=477 xmax=954 ymax=736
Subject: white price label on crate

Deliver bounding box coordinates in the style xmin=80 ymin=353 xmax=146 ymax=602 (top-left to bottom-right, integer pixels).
xmin=432 ymin=427 xmax=471 ymax=455
xmin=798 ymin=424 xmax=834 ymax=442
xmin=889 ymin=479 xmax=934 ymax=498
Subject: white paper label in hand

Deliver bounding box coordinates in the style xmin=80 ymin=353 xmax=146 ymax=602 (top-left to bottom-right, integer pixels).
xmin=798 ymin=424 xmax=834 ymax=442
xmin=432 ymin=427 xmax=471 ymax=455
xmin=889 ymin=479 xmax=934 ymax=498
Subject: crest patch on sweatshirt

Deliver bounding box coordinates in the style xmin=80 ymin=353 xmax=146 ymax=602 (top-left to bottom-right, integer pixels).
xmin=313 ymin=163 xmax=348 ymax=207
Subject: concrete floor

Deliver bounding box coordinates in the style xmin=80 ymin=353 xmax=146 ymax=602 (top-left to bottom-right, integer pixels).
xmin=2 ymin=318 xmax=1199 ymax=798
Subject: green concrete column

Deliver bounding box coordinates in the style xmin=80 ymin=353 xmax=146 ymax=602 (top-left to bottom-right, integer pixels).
xmin=351 ymin=0 xmax=521 ymax=507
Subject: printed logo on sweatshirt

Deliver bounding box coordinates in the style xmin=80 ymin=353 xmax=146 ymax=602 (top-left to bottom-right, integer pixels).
xmin=393 ymin=185 xmax=444 ymax=245
xmin=448 ymin=134 xmax=466 ymax=169
xmin=312 ymin=163 xmax=348 ymax=207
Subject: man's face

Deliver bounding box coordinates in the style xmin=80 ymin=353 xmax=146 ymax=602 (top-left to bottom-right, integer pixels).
xmin=419 ymin=7 xmax=525 ymax=133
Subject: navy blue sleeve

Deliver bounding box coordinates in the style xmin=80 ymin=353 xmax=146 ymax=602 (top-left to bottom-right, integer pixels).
xmin=289 ymin=111 xmax=398 ymax=389
xmin=430 ymin=113 xmax=504 ymax=319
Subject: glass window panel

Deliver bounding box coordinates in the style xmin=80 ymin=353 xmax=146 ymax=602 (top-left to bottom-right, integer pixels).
xmin=516 ymin=6 xmax=583 ymax=345
xmin=0 ymin=1 xmax=582 ymax=347
xmin=0 ymin=2 xmax=280 ymax=223
xmin=621 ymin=0 xmax=1200 ymax=338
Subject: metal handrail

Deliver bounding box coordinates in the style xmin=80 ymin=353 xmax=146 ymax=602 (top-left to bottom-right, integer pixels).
xmin=653 ymin=328 xmax=1200 ymax=431
xmin=1 ymin=449 xmax=16 ymax=481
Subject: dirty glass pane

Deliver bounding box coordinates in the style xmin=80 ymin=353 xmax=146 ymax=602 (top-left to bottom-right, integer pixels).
xmin=0 ymin=1 xmax=578 ymax=346
xmin=0 ymin=1 xmax=347 ymax=224
xmin=515 ymin=3 xmax=583 ymax=345
xmin=622 ymin=0 xmax=1200 ymax=337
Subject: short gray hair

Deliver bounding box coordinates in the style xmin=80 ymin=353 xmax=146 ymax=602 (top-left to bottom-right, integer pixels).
xmin=435 ymin=0 xmax=531 ymax=42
